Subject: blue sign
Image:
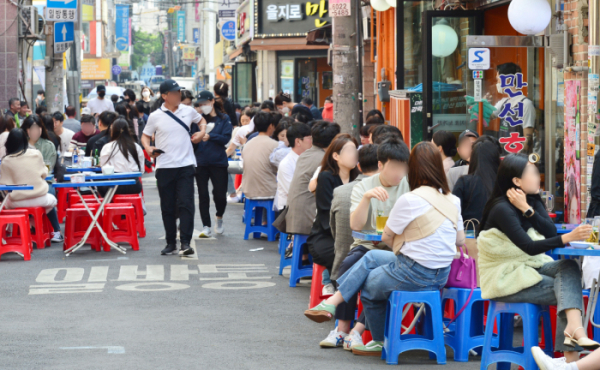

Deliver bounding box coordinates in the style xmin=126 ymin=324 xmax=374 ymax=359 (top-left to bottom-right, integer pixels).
xmin=112 ymin=65 xmax=122 ymax=75
xmin=115 ymin=5 xmax=129 ymax=52
xmin=193 ymin=28 xmax=199 ymax=44
xmin=191 ymin=65 xmax=197 ymax=78
xmin=177 ymin=11 xmax=186 ymax=41
xmin=54 ymin=21 xmax=74 ymax=53
xmin=221 ymin=20 xmax=236 ymax=41
xmin=47 ymin=0 xmax=77 ymax=10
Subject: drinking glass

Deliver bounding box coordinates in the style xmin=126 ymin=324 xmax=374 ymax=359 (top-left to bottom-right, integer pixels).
xmin=583 ymin=218 xmax=597 ymax=242
xmin=541 ymin=191 xmax=554 ymax=213
xmin=376 ymin=206 xmax=390 ymax=235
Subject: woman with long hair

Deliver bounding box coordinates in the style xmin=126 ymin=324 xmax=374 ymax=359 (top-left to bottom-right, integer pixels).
xmin=0 ymin=116 xmax=16 ymax=158
xmin=213 ymin=80 xmax=238 ymax=126
xmin=181 ymin=90 xmax=194 ymax=106
xmin=269 ymin=117 xmax=295 ymax=167
xmin=452 ymin=136 xmax=502 ymax=225
xmin=99 ymin=118 xmax=144 ymax=196
xmin=274 ymin=92 xmax=297 ymax=115
xmin=432 ymin=130 xmax=457 ymax=173
xmin=21 ymin=115 xmax=57 ymax=166
xmin=140 ymin=86 xmax=154 ymax=115
xmin=41 ymin=113 xmax=61 ymax=150
xmin=305 ymin=141 xmax=464 ymax=357
xmin=0 ymin=128 xmax=63 ymax=242
xmin=477 ymin=154 xmax=599 ymax=362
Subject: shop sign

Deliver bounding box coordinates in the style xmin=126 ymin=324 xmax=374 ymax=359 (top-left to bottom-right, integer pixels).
xmin=221 ymin=20 xmax=236 ymax=41
xmin=218 ymin=0 xmax=239 ymax=18
xmin=497 ymin=72 xmax=528 ymax=153
xmin=182 ymin=47 xmax=196 ymax=61
xmin=81 ymin=58 xmax=111 ymax=80
xmin=468 ymin=48 xmax=490 ymax=70
xmin=235 ymin=0 xmax=254 ymax=47
xmin=257 ymin=0 xmax=331 ymax=38
xmin=329 ymin=0 xmax=350 ymax=17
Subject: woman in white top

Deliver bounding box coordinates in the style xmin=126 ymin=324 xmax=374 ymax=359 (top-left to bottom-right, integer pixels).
xmin=304 ymin=141 xmax=464 ymax=357
xmin=0 ymin=115 xmax=15 ymax=159
xmin=100 ymin=118 xmax=144 ymax=196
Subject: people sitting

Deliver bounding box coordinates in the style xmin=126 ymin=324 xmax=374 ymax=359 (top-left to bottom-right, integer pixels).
xmin=477 ymin=154 xmax=600 ymax=363
xmin=21 ymin=115 xmax=56 ymax=167
xmin=0 ymin=115 xmax=15 ymax=159
xmin=432 ymin=130 xmax=457 ymax=174
xmin=275 ymin=122 xmax=312 ymax=211
xmin=52 ymin=111 xmax=74 ymax=155
xmin=86 ymin=111 xmax=118 ymax=157
xmin=0 ymin=128 xmax=63 ymax=242
xmin=447 ymin=129 xmax=479 ymax=190
xmin=304 ymin=141 xmax=464 ymax=357
xmin=71 ymin=114 xmax=100 ymax=148
xmin=269 ymin=117 xmax=295 ymax=168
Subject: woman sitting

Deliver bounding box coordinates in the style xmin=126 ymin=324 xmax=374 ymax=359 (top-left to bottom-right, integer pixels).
xmin=269 ymin=117 xmax=294 ymax=168
xmin=477 ymin=154 xmax=599 ymax=363
xmin=99 ymin=118 xmax=144 ymax=196
xmin=21 ymin=115 xmax=57 ymax=168
xmin=0 ymin=129 xmax=63 ymax=242
xmin=0 ymin=116 xmax=16 ymax=159
xmin=304 ymin=141 xmax=464 ymax=357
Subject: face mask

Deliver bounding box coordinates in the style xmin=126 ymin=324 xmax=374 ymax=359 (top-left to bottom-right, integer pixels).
xmin=496 ymin=82 xmax=503 ymax=94
xmin=280 ymin=107 xmax=290 ymax=114
xmin=98 ymin=91 xmax=106 ymax=98
xmin=142 ymin=91 xmax=150 ymax=98
xmin=201 ymin=105 xmax=213 ymax=115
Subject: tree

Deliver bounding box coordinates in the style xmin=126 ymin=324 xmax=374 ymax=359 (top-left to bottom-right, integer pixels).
xmin=131 ymin=29 xmax=165 ymax=72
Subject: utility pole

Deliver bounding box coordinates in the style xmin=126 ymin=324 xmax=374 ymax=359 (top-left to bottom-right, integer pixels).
xmin=66 ymin=0 xmax=82 ymax=117
xmin=45 ymin=22 xmax=65 ymax=114
xmin=589 ymin=0 xmax=599 ymax=145
xmin=167 ymin=14 xmax=175 ymax=78
xmin=331 ymin=0 xmax=361 ymax=139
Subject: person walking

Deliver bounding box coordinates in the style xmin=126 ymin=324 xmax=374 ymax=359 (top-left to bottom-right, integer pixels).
xmin=141 ymin=79 xmax=206 ymax=256
xmin=87 ymin=85 xmax=115 ymax=116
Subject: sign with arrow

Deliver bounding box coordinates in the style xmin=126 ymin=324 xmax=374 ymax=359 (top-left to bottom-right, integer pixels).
xmin=46 ymin=0 xmax=78 ymax=21
xmin=54 ymin=21 xmax=74 ymax=54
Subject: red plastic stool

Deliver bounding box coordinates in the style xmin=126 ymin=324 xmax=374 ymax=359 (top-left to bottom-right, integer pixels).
xmin=0 ymin=214 xmax=33 ymax=260
xmin=68 ymin=193 xmax=102 ymax=209
xmin=309 ymin=263 xmax=328 ymax=308
xmin=65 ymin=204 xmax=102 ymax=252
xmin=112 ymin=194 xmax=146 ymax=238
xmin=0 ymin=209 xmax=32 ymax=251
xmin=4 ymin=207 xmax=51 ymax=249
xmin=103 ymin=204 xmax=139 ymax=251
xmin=57 ymin=188 xmax=73 ymax=223
xmin=234 ymin=174 xmax=242 ymax=189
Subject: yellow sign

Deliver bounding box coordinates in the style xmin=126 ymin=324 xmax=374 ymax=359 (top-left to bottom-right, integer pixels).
xmin=81 ymin=59 xmax=112 ymax=80
xmin=217 ymin=66 xmax=231 ymax=80
xmin=214 ymin=41 xmax=223 ymax=66
xmin=183 ymin=47 xmax=195 ymax=60
xmin=82 ymin=4 xmax=93 ymax=22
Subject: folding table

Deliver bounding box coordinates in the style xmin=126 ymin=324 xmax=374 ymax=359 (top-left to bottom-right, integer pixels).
xmin=65 ymin=167 xmax=102 ymax=173
xmin=0 ymin=185 xmax=34 ymax=213
xmin=53 ymin=179 xmax=136 ymax=256
xmin=63 ymin=172 xmax=142 ymax=181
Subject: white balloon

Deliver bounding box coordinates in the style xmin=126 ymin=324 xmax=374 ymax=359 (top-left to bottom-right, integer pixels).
xmin=386 ymin=0 xmax=397 ymax=7
xmin=508 ymin=0 xmax=551 ymax=35
xmin=371 ymin=0 xmax=391 ymax=12
xmin=431 ymin=24 xmax=459 ymax=58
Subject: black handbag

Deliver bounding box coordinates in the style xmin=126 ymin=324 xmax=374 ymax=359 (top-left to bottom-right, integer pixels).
xmin=272 ymin=206 xmax=288 ymax=233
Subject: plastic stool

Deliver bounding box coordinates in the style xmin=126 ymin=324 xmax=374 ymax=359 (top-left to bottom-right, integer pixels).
xmin=583 ymin=290 xmax=600 ymax=341
xmin=481 ymin=302 xmax=553 ymax=370
xmin=103 ymin=204 xmax=139 ymax=251
xmin=5 ymin=207 xmax=51 ymax=249
xmin=0 ymin=214 xmax=32 ymax=260
xmin=0 ymin=210 xmax=32 ymax=251
xmin=278 ymin=232 xmax=290 ymax=255
xmin=309 ymin=263 xmax=327 ymax=308
xmin=288 ymin=234 xmax=312 ymax=287
xmin=57 ymin=188 xmax=70 ymax=223
xmin=68 ymin=193 xmax=102 ymax=209
xmin=442 ymin=288 xmax=498 ymax=361
xmin=382 ymin=290 xmax=447 ymax=365
xmin=243 ymin=198 xmax=278 ymax=242
xmin=112 ymin=194 xmax=146 ymax=238
xmin=65 ymin=204 xmax=102 ymax=252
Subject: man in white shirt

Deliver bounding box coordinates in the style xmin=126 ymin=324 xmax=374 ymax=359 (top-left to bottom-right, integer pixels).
xmin=275 ymin=122 xmax=312 ymax=210
xmin=52 ymin=111 xmax=74 ymax=155
xmin=87 ymin=85 xmax=115 ymax=117
xmin=141 ymin=79 xmax=206 ymax=256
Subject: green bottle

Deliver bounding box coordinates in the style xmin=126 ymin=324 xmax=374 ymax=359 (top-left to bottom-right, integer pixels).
xmin=94 ymin=149 xmax=99 ymax=166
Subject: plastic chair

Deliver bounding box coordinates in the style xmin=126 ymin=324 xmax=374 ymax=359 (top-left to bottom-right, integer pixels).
xmin=103 ymin=204 xmax=139 ymax=251
xmin=480 ymin=302 xmax=553 ymax=370
xmin=309 ymin=263 xmax=327 ymax=308
xmin=4 ymin=207 xmax=51 ymax=249
xmin=112 ymin=194 xmax=146 ymax=238
xmin=65 ymin=204 xmax=103 ymax=252
xmin=68 ymin=193 xmax=103 ymax=209
xmin=382 ymin=290 xmax=447 ymax=365
xmin=0 ymin=214 xmax=32 ymax=261
xmin=243 ymin=198 xmax=278 ymax=242
xmin=442 ymin=288 xmax=498 ymax=362
xmin=288 ymin=234 xmax=312 ymax=287
xmin=0 ymin=210 xmax=32 ymax=251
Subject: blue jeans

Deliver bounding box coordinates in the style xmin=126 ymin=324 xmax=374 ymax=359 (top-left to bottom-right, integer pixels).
xmin=336 ymin=250 xmax=451 ymax=341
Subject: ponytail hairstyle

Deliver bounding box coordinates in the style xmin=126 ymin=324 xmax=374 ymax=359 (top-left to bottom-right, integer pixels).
xmin=107 ymin=118 xmax=141 ymax=171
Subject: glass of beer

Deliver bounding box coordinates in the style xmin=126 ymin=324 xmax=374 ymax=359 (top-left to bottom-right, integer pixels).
xmin=44 ymin=160 xmax=52 ymax=174
xmin=376 ymin=206 xmax=390 ymax=235
xmin=583 ymin=218 xmax=598 ymax=243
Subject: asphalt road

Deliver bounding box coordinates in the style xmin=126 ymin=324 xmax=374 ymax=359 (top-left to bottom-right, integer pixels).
xmin=0 ymin=173 xmax=501 ymax=369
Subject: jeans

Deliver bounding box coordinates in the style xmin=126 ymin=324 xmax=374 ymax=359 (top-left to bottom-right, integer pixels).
xmin=195 ymin=166 xmax=228 ymax=228
xmin=335 ymin=245 xmax=369 ymax=321
xmin=336 ymin=250 xmax=451 ymax=341
xmin=155 ymin=166 xmax=195 ymax=245
xmin=495 ymin=259 xmax=584 ymax=352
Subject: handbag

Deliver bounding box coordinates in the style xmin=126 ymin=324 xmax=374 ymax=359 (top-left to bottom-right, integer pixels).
xmin=272 ymin=206 xmax=288 ymax=233
xmin=445 ymin=245 xmax=477 ymax=325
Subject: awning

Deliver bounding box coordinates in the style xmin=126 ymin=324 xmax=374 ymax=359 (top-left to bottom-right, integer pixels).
xmin=249 ymin=37 xmax=329 ymax=51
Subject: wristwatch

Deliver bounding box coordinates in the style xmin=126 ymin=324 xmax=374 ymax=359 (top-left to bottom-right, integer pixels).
xmin=523 ymin=207 xmax=534 ymax=218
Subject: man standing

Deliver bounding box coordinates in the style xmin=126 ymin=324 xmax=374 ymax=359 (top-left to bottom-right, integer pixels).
xmin=142 ymin=79 xmax=206 ymax=256
xmin=5 ymin=98 xmax=21 ymax=127
xmin=35 ymin=90 xmax=46 ymax=109
xmin=63 ymin=106 xmax=81 ymax=133
xmin=301 ymin=97 xmax=322 ymax=120
xmin=87 ymin=85 xmax=115 ymax=117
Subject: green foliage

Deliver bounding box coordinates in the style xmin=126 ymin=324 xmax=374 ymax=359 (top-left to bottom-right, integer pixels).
xmin=131 ymin=29 xmax=165 ymax=72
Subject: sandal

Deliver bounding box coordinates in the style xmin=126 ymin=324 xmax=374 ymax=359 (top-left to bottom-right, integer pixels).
xmin=564 ymin=327 xmax=600 ymax=350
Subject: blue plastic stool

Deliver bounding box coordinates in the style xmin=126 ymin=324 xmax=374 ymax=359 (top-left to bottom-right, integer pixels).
xmin=480 ymin=302 xmax=553 ymax=370
xmin=278 ymin=232 xmax=290 ymax=255
xmin=280 ymin=234 xmax=313 ymax=287
xmin=243 ymin=198 xmax=279 ymax=242
xmin=582 ymin=289 xmax=600 ymax=340
xmin=442 ymin=288 xmax=498 ymax=362
xmin=382 ymin=290 xmax=446 ymax=365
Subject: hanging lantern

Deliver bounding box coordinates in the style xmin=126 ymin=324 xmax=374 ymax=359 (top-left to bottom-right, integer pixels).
xmin=508 ymin=0 xmax=551 ymax=35
xmin=431 ymin=23 xmax=459 ymax=57
xmin=371 ymin=0 xmax=391 ymax=12
xmin=385 ymin=0 xmax=397 ymax=8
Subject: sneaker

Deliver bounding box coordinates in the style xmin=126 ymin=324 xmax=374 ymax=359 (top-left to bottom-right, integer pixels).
xmin=227 ymin=195 xmax=241 ymax=204
xmin=322 ymin=283 xmax=335 ymax=296
xmin=351 ymin=340 xmax=383 ymax=356
xmin=198 ymin=226 xmax=212 ymax=238
xmin=179 ymin=244 xmax=195 ymax=256
xmin=284 ymin=245 xmax=293 ymax=258
xmin=215 ymin=219 xmax=224 ymax=235
xmin=344 ymin=331 xmax=364 ymax=351
xmin=304 ymin=300 xmax=336 ymax=323
xmin=161 ymin=244 xmax=178 ymax=255
xmin=531 ymin=346 xmax=568 ymax=370
xmin=319 ymin=328 xmax=348 ymax=348
xmin=51 ymin=232 xmax=63 ymax=243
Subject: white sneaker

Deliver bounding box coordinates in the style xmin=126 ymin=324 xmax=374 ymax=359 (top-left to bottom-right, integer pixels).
xmin=319 ymin=328 xmax=348 ymax=348
xmin=322 ymin=283 xmax=335 ymax=296
xmin=531 ymin=346 xmax=568 ymax=370
xmin=227 ymin=195 xmax=241 ymax=204
xmin=344 ymin=331 xmax=364 ymax=351
xmin=51 ymin=232 xmax=64 ymax=243
xmin=215 ymin=219 xmax=224 ymax=235
xmin=198 ymin=226 xmax=212 ymax=238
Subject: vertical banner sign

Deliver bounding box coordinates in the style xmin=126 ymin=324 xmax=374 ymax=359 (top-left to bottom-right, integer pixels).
xmin=497 ymin=73 xmax=528 ymax=154
xmin=329 ymin=0 xmax=351 ymax=17
xmin=564 ymin=80 xmax=581 ymax=224
xmin=193 ymin=28 xmax=200 ymax=44
xmin=115 ymin=5 xmax=129 ymax=52
xmin=177 ymin=11 xmax=186 ymax=41
xmin=195 ymin=0 xmax=200 ymax=22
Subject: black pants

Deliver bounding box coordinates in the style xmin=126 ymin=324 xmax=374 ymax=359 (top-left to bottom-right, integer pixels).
xmin=195 ymin=166 xmax=228 ymax=228
xmin=156 ymin=166 xmax=195 ymax=245
xmin=335 ymin=245 xmax=369 ymax=322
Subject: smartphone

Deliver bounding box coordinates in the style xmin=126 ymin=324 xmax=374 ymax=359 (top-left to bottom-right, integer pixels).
xmin=152 ymin=149 xmax=165 ymax=155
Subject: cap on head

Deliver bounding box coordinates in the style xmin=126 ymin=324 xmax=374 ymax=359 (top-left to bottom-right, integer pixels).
xmin=458 ymin=129 xmax=479 ymax=143
xmin=196 ymin=90 xmax=214 ymax=103
xmin=160 ymin=79 xmax=182 ymax=95
xmin=81 ymin=107 xmax=91 ymax=115
xmin=96 ymin=85 xmax=106 ymax=92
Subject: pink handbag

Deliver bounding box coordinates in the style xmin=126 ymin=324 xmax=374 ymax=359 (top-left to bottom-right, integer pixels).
xmin=445 ymin=245 xmax=477 ymax=325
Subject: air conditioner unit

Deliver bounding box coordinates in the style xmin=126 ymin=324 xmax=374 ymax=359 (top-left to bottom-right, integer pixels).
xmin=20 ymin=6 xmax=40 ymax=37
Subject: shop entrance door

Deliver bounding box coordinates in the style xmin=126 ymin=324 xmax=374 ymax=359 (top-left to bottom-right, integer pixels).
xmin=296 ymin=58 xmax=318 ymax=104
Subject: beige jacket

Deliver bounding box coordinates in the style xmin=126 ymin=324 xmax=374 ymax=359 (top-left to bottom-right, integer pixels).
xmin=0 ymin=149 xmax=49 ymax=201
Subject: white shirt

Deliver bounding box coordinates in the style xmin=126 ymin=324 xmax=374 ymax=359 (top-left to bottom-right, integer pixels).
xmin=0 ymin=131 xmax=8 ymax=159
xmin=494 ymin=96 xmax=535 ymax=129
xmin=100 ymin=141 xmax=145 ymax=173
xmin=143 ymin=103 xmax=203 ymax=169
xmin=275 ymin=150 xmax=299 ymax=210
xmin=232 ymin=117 xmax=255 ymax=147
xmin=86 ymin=97 xmax=115 ymax=116
xmin=386 ymin=190 xmax=463 ymax=269
xmin=58 ymin=128 xmax=74 ymax=155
